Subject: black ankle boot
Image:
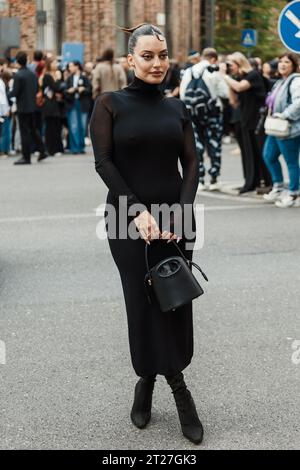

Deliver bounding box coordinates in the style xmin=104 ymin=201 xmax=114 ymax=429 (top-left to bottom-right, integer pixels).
xmin=165 ymin=372 xmax=203 ymax=444
xmin=130 ymin=375 xmax=156 ymax=429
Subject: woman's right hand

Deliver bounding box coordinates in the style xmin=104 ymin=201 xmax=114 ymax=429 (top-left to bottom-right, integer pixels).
xmin=133 ymin=210 xmax=161 ymax=245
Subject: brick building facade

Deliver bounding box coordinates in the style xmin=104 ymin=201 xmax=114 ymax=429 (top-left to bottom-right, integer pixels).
xmin=0 ymin=0 xmax=203 ymax=64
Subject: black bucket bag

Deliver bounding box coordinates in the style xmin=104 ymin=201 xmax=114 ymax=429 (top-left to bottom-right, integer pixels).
xmin=144 ymin=240 xmax=208 ymax=312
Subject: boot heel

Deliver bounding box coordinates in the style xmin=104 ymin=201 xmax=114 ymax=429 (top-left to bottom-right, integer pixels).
xmin=130 ymin=375 xmax=156 ymax=429
xmin=165 ymin=373 xmax=203 ymax=444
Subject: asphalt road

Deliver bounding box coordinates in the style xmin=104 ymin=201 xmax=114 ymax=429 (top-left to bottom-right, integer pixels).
xmin=0 ymin=145 xmax=299 ymax=450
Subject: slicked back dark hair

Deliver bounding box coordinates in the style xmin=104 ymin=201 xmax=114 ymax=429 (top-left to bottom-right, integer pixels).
xmin=117 ymin=23 xmax=165 ymax=54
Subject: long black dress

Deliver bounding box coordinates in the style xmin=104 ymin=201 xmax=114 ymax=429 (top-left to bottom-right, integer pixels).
xmin=90 ymin=75 xmax=199 ymax=378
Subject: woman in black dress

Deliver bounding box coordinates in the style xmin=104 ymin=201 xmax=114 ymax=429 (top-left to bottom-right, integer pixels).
xmin=90 ymin=24 xmax=203 ymax=445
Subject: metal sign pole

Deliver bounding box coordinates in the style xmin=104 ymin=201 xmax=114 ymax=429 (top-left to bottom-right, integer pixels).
xmin=205 ymin=0 xmax=215 ymax=48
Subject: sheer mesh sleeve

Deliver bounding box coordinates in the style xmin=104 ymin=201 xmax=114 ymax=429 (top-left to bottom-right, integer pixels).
xmin=178 ymin=103 xmax=199 ymax=206
xmin=90 ymin=93 xmax=142 ymax=210
xmin=170 ymin=103 xmax=199 ymax=234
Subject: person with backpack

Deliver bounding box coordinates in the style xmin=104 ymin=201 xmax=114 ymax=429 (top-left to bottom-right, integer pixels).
xmin=180 ymin=48 xmax=229 ymax=191
xmin=262 ymin=52 xmax=300 ymax=208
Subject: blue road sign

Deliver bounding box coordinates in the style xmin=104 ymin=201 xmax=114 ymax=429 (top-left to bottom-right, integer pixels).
xmin=61 ymin=42 xmax=85 ymax=68
xmin=241 ymin=29 xmax=257 ymax=48
xmin=278 ymin=0 xmax=300 ymax=53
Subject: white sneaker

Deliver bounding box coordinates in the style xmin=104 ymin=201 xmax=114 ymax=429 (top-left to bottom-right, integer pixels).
xmin=208 ymin=181 xmax=221 ymax=191
xmin=263 ymin=187 xmax=284 ymax=202
xmin=197 ymin=182 xmax=206 ymax=193
xmin=275 ymin=194 xmax=299 ymax=208
xmin=222 ymin=135 xmax=231 ymax=144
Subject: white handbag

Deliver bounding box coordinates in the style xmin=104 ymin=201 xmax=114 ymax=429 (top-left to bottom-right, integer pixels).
xmin=264 ymin=111 xmax=291 ymax=138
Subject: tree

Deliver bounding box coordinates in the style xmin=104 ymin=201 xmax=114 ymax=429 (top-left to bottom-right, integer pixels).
xmin=215 ymin=0 xmax=287 ymax=60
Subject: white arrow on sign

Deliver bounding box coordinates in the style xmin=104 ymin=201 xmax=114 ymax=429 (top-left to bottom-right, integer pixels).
xmin=285 ymin=9 xmax=300 ymax=38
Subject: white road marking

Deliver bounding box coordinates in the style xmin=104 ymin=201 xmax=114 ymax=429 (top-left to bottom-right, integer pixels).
xmin=197 ymin=190 xmax=264 ymax=204
xmin=204 ymin=204 xmax=272 ymax=211
xmin=0 ymin=213 xmax=95 ymax=223
xmin=0 ymin=203 xmax=273 ymax=224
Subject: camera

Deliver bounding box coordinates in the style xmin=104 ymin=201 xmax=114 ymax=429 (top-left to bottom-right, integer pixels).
xmin=225 ymin=62 xmax=232 ymax=74
xmin=207 ymin=64 xmax=220 ymax=73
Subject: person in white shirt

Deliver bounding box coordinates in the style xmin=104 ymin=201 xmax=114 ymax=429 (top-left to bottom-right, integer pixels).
xmin=180 ymin=48 xmax=229 ymax=190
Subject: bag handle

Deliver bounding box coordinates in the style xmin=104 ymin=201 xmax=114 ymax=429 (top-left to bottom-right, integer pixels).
xmin=145 ymin=239 xmax=187 ymax=272
xmin=144 ymin=240 xmax=208 ymax=282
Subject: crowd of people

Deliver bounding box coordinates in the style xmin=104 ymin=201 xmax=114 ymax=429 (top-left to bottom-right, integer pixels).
xmin=179 ymin=48 xmax=300 ymax=208
xmin=0 ymin=45 xmax=299 ymax=208
xmin=0 ymin=48 xmax=131 ymax=162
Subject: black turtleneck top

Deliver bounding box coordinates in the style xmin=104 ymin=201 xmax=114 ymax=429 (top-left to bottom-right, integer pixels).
xmin=90 ymin=75 xmax=198 ymax=222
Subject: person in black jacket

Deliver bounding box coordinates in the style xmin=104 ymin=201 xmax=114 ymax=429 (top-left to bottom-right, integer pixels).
xmin=8 ymin=51 xmax=47 ymax=165
xmin=64 ymin=61 xmax=92 ymax=154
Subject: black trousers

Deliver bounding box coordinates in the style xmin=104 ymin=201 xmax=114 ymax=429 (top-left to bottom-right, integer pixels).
xmin=233 ymin=122 xmax=246 ymax=179
xmin=18 ymin=113 xmax=45 ymax=161
xmin=45 ymin=116 xmax=63 ymax=155
xmin=241 ymin=128 xmax=272 ymax=191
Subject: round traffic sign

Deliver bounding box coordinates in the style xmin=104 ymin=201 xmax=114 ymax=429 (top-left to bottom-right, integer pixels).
xmin=278 ymin=0 xmax=300 ymax=53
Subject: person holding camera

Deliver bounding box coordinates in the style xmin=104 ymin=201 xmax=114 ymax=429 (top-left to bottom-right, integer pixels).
xmin=220 ymin=52 xmax=271 ymax=194
xmin=262 ymin=53 xmax=300 ymax=208
xmin=64 ymin=61 xmax=92 ymax=154
xmin=180 ymin=48 xmax=229 ymax=191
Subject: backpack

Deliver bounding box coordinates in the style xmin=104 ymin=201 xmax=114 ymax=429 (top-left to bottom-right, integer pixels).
xmin=183 ymin=67 xmax=219 ymax=126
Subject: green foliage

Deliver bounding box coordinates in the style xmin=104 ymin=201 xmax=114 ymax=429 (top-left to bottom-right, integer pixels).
xmin=215 ymin=0 xmax=287 ymax=60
